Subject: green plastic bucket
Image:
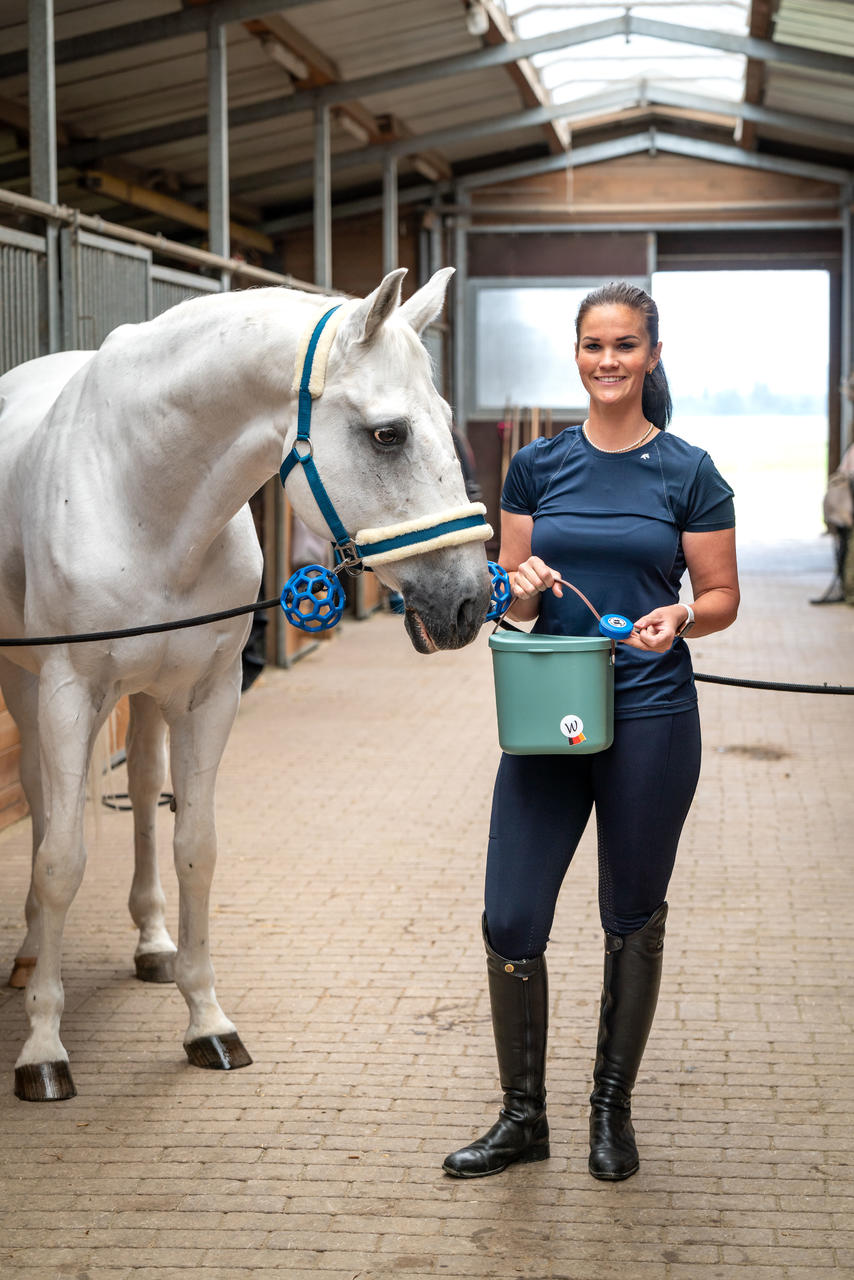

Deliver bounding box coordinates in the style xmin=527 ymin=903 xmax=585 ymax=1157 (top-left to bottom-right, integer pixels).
xmin=489 ymin=630 xmax=614 ymax=755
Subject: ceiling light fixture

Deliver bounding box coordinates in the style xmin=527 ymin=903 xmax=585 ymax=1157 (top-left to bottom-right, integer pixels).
xmin=333 ymin=110 xmax=372 ymax=145
xmin=412 ymin=156 xmax=443 ymax=182
xmin=465 ymin=1 xmax=490 ymax=38
xmin=260 ymin=36 xmax=309 ymax=81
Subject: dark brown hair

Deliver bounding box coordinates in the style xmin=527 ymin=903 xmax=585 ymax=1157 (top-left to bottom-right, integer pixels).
xmin=575 ymin=281 xmax=672 ymax=430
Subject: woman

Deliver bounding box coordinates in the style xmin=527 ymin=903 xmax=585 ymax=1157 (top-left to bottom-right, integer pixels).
xmin=444 ymin=281 xmax=739 ymax=1182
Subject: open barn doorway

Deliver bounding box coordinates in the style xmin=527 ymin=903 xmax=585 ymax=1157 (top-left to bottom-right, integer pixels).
xmin=652 ymin=270 xmax=831 ymax=564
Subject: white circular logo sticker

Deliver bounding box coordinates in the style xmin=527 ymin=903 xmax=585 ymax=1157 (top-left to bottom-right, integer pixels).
xmin=560 ymin=714 xmax=586 ymax=744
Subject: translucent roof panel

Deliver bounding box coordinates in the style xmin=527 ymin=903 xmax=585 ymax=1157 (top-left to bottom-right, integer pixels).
xmin=501 ymin=1 xmax=750 ymax=106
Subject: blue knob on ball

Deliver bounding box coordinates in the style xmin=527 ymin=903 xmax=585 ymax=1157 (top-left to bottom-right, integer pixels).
xmin=598 ymin=612 xmax=634 ymax=640
xmin=486 ymin=562 xmax=512 ymax=622
xmin=280 ymin=565 xmax=346 ymax=632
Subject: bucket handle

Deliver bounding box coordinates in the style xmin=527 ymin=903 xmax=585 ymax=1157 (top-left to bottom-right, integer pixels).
xmin=495 ymin=575 xmax=617 ymax=665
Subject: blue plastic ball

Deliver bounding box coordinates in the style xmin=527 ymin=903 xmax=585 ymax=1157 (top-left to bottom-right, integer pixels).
xmin=598 ymin=612 xmax=634 ymax=640
xmin=486 ymin=561 xmax=512 ymax=622
xmin=280 ymin=565 xmax=346 ymax=632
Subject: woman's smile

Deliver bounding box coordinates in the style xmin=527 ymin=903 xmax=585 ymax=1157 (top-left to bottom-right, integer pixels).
xmin=575 ymin=302 xmax=660 ymax=409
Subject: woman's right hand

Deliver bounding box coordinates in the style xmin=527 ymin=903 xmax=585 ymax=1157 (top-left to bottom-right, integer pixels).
xmin=512 ymin=557 xmax=564 ymax=601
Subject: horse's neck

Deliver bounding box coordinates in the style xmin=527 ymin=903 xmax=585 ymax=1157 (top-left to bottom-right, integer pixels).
xmin=90 ymin=289 xmax=321 ymax=582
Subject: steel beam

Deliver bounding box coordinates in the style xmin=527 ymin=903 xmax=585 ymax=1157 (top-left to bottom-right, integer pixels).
xmin=229 ymin=87 xmax=640 ymax=197
xmin=652 ymin=130 xmax=853 ymax=185
xmin=457 ymin=134 xmax=651 ymax=189
xmin=452 ymin=191 xmax=470 ymax=431
xmin=265 ymin=182 xmax=442 ymax=234
xmin=230 ymin=83 xmax=854 ymax=202
xmin=469 ymin=219 xmax=842 ymax=233
xmin=650 ymin=86 xmax=854 ymax=147
xmin=842 ymin=188 xmax=853 ymax=451
xmin=46 ymin=17 xmax=630 ymax=168
xmin=382 ymin=153 xmax=399 ymax=275
xmin=37 ymin=12 xmax=854 ymax=173
xmin=262 ymin=123 xmax=851 ymax=236
xmin=229 ymin=81 xmax=852 ymax=200
xmin=630 ymin=15 xmax=854 ymax=79
xmin=28 ymin=0 xmax=59 ymax=352
xmin=4 ymin=7 xmax=853 ymax=90
xmin=314 ymin=104 xmax=332 ymax=291
xmin=0 ymin=1 xmax=330 ymax=78
xmin=207 ymin=22 xmax=230 ymax=285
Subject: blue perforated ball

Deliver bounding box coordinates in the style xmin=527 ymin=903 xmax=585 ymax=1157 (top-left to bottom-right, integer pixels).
xmin=486 ymin=561 xmax=512 ymax=622
xmin=280 ymin=565 xmax=346 ymax=632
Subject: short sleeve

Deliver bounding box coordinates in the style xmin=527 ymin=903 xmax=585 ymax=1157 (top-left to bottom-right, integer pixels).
xmin=682 ymin=453 xmax=735 ymax=532
xmin=500 ymin=442 xmax=537 ymax=515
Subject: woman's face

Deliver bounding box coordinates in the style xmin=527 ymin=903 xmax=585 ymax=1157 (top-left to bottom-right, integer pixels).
xmin=575 ymin=303 xmax=661 ymax=414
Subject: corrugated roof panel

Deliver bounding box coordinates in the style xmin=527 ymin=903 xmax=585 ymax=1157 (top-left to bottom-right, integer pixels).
xmin=54 ymin=31 xmax=288 ymax=137
xmin=291 ymin=0 xmax=481 ymax=79
xmin=774 ymin=0 xmax=854 ymax=58
xmin=763 ymin=64 xmax=854 ymax=131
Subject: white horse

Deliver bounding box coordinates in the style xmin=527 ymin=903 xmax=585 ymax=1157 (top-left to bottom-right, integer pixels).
xmin=0 ymin=267 xmax=491 ymax=1101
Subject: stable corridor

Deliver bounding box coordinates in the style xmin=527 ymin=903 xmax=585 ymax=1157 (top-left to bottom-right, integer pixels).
xmin=0 ymin=535 xmax=852 ymax=1280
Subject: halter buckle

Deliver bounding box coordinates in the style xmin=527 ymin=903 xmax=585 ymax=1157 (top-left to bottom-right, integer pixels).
xmin=333 ymin=540 xmax=364 ymax=576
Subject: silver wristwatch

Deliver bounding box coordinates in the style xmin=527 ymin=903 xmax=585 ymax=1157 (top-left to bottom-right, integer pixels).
xmin=675 ymin=603 xmax=695 ymax=638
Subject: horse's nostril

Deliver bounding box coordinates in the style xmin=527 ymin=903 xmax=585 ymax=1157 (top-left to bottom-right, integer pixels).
xmin=456 ymin=595 xmax=479 ymax=633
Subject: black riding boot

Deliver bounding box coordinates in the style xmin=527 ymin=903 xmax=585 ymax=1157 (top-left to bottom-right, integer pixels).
xmin=588 ymin=902 xmax=667 ymax=1181
xmin=443 ymin=916 xmax=549 ymax=1178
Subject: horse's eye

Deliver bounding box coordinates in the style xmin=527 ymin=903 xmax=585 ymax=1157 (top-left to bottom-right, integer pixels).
xmin=373 ymin=426 xmax=400 ymax=446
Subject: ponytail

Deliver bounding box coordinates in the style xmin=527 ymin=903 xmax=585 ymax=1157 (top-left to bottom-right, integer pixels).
xmin=642 ymin=360 xmax=672 ymax=431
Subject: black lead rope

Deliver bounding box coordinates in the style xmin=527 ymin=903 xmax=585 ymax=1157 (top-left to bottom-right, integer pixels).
xmin=0 ymin=602 xmax=852 ymax=695
xmin=694 ymin=672 xmax=854 ymax=695
xmin=0 ymin=597 xmax=281 ymax=647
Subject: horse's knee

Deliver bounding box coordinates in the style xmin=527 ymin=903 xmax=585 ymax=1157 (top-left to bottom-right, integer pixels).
xmin=173 ymin=825 xmax=217 ymax=880
xmin=32 ymin=840 xmax=87 ymax=911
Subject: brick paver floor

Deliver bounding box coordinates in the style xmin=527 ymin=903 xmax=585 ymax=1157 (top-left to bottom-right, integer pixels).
xmin=1 ymin=534 xmax=852 ymax=1279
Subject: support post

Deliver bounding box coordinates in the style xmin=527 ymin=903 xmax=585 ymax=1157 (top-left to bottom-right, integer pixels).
xmin=452 ymin=189 xmax=470 ymax=436
xmin=313 ymin=104 xmax=332 ymax=290
xmin=646 ymin=230 xmax=657 ymax=282
xmin=429 ymin=199 xmax=444 ymax=276
xmin=207 ymin=21 xmax=231 ymax=289
xmin=842 ymin=187 xmax=853 ymax=453
xmin=382 ymin=153 xmax=399 ymax=275
xmin=29 ymin=0 xmax=60 ymax=351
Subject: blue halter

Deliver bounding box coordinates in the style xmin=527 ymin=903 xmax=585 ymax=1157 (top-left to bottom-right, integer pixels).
xmin=279 ymin=305 xmax=491 ymax=574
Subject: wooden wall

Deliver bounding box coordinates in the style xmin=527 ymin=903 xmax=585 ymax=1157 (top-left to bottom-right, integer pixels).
xmin=280 ymin=209 xmax=421 ymax=298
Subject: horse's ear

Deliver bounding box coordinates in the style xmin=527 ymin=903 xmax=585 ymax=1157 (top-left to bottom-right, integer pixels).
xmin=398 ymin=267 xmax=455 ymax=335
xmin=338 ymin=269 xmax=407 ymax=348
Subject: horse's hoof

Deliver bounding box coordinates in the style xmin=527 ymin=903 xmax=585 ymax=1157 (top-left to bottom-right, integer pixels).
xmin=14 ymin=1061 xmax=77 ymax=1102
xmin=8 ymin=957 xmax=37 ymax=989
xmin=185 ymin=1032 xmax=252 ymax=1070
xmin=135 ymin=951 xmax=176 ymax=983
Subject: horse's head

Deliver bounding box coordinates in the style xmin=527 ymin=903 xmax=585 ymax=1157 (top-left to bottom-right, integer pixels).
xmin=283 ymin=268 xmax=491 ymax=653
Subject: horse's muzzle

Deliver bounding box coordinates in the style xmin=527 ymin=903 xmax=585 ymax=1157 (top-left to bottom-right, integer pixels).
xmin=400 ymin=559 xmax=492 ymax=653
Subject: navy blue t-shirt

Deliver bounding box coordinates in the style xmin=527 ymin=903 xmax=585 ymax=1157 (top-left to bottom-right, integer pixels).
xmin=501 ymin=425 xmax=735 ymax=719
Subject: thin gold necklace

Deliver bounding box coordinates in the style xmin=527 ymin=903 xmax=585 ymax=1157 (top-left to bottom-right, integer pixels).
xmin=582 ymin=420 xmax=655 ymax=454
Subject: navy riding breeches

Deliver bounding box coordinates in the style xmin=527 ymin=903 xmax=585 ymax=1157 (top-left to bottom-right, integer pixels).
xmin=484 ymin=707 xmax=701 ymax=959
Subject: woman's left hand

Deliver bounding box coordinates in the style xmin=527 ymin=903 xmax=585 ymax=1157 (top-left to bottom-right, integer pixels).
xmin=622 ymin=605 xmax=688 ymax=652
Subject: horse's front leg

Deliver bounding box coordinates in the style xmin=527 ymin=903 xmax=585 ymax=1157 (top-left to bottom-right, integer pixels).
xmin=166 ymin=666 xmax=251 ymax=1070
xmin=0 ymin=657 xmax=45 ymax=989
xmin=126 ymin=692 xmax=177 ymax=983
xmin=14 ymin=665 xmax=98 ymax=1101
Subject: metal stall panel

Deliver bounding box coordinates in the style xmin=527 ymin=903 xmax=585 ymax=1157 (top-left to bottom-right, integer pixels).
xmin=0 ymin=226 xmax=46 ymax=376
xmin=151 ymin=263 xmax=221 ymax=318
xmin=61 ymin=227 xmax=152 ymax=350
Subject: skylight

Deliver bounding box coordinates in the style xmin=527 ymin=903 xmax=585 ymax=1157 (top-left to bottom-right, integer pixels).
xmin=502 ymin=1 xmax=751 ymax=107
